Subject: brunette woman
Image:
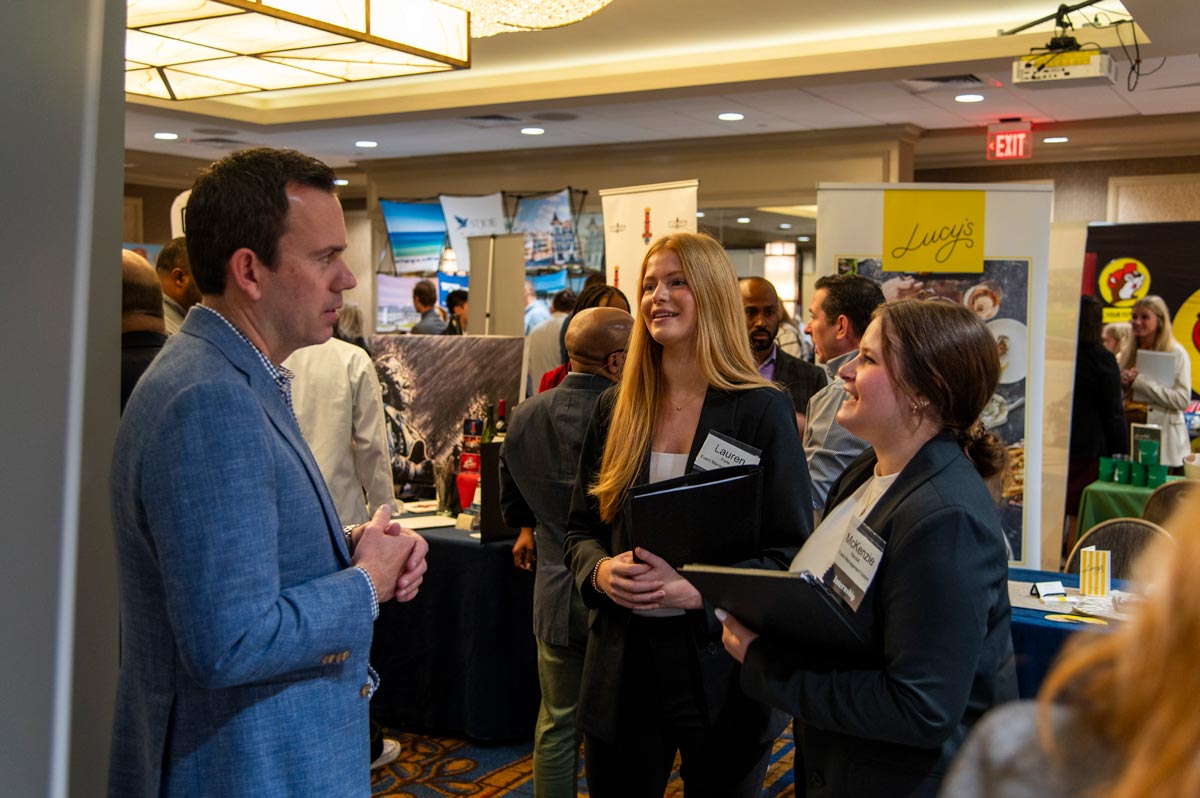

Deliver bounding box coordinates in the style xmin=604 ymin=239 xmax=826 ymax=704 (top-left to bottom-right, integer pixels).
xmin=720 ymin=300 xmax=1017 ymax=798
xmin=563 ymin=233 xmax=812 ymax=797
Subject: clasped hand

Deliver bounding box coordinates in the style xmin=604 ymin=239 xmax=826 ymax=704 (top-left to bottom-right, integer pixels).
xmin=351 ymin=504 xmax=429 ymax=603
xmin=1120 ymin=367 xmax=1138 ymax=389
xmin=597 ymin=548 xmax=702 ymax=611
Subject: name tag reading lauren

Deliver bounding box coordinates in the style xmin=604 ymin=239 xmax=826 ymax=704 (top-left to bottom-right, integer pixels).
xmin=826 ymin=521 xmax=885 ymax=612
xmin=692 ymin=430 xmax=762 ymax=472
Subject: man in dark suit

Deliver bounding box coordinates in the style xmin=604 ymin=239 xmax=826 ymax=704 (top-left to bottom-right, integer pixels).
xmin=120 ymin=249 xmax=167 ymax=414
xmin=110 ymin=148 xmax=428 ymax=797
xmin=499 ymin=306 xmax=633 ymax=798
xmin=740 ymin=277 xmax=827 ymax=435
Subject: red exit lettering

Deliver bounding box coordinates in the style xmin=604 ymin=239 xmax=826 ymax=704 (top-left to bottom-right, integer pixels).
xmin=987 ymin=130 xmax=1032 ymax=161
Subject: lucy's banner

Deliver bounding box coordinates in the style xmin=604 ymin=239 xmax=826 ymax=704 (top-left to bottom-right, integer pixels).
xmin=379 ymin=201 xmax=446 ymax=274
xmin=511 ymin=189 xmax=578 ymax=270
xmin=599 ymin=180 xmax=698 ymax=292
xmin=883 ymin=189 xmax=986 ymax=273
xmin=439 ymin=193 xmax=508 ymax=274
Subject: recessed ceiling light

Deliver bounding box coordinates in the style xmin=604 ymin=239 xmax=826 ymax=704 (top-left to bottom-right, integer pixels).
xmin=355 ymin=140 xmax=378 ymax=148
xmin=153 ymin=132 xmax=178 ymax=141
xmin=333 ymin=178 xmax=349 ymax=186
xmin=954 ymin=94 xmax=985 ymax=103
xmin=779 ymin=223 xmax=792 ymax=230
xmin=696 ymin=211 xmax=706 ymax=218
xmin=521 ymin=127 xmax=545 ymax=136
xmin=718 ymin=112 xmax=745 ymax=121
xmin=1043 ymin=136 xmax=1069 ymax=143
xmin=797 ymin=236 xmax=811 ymax=242
xmin=737 ymin=217 xmax=751 ymax=224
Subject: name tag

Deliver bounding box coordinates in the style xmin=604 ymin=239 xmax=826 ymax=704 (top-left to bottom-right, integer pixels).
xmin=692 ymin=430 xmax=761 ymax=472
xmin=825 ymin=521 xmax=885 ymax=612
xmin=1030 ymin=580 xmax=1066 ymax=599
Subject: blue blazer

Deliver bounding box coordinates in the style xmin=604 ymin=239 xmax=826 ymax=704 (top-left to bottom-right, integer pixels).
xmin=109 ymin=309 xmax=378 ymax=797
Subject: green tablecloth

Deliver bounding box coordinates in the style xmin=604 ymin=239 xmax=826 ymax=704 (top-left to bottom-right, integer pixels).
xmin=1077 ymin=476 xmax=1180 ymax=531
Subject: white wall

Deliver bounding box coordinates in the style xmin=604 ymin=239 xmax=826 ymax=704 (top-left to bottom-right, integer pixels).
xmin=1 ymin=0 xmax=124 ymax=795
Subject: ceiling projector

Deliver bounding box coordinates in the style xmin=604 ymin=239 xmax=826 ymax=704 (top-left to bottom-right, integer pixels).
xmin=1012 ymin=51 xmax=1118 ymax=88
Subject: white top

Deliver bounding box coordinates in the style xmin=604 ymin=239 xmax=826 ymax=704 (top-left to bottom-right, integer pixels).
xmin=639 ymin=451 xmax=691 ymax=617
xmin=791 ymin=468 xmax=898 ymax=578
xmin=284 ymin=338 xmax=398 ymax=526
xmin=648 ymin=451 xmax=688 ymax=484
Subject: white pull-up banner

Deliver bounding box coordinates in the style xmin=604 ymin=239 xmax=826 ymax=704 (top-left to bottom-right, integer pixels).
xmin=599 ymin=179 xmax=698 ymax=292
xmin=439 ymin=193 xmax=508 ymax=273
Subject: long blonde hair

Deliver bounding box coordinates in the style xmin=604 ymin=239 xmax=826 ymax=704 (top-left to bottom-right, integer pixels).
xmin=589 ymin=233 xmax=773 ymax=522
xmin=1037 ymin=483 xmax=1199 ymax=796
xmin=1119 ymin=294 xmax=1177 ymax=370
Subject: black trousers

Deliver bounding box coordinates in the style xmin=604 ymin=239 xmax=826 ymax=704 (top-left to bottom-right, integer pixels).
xmin=583 ymin=615 xmax=772 ymax=798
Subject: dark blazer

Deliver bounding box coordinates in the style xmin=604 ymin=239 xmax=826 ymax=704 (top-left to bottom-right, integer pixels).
xmin=563 ymin=384 xmax=813 ymax=743
xmin=773 ymin=347 xmax=827 ymax=416
xmin=120 ymin=329 xmax=167 ymax=413
xmin=1069 ymin=343 xmax=1127 ymax=458
xmin=740 ymin=433 xmax=1017 ymax=798
xmin=500 ymin=371 xmax=612 ymax=646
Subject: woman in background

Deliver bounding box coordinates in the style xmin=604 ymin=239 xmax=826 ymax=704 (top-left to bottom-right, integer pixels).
xmin=538 ymin=283 xmax=630 ymax=392
xmin=942 ymin=484 xmax=1198 ymax=798
xmin=1101 ymin=321 xmax=1131 ymax=357
xmin=334 ymin=302 xmax=370 ymax=354
xmin=564 ymin=232 xmax=812 ymax=797
xmin=720 ymin=300 xmax=1016 ymax=798
xmin=1118 ymin=295 xmax=1192 ymax=467
xmin=1064 ymin=295 xmax=1127 ymax=552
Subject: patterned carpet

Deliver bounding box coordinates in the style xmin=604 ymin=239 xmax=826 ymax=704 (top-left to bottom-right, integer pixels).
xmin=371 ymin=728 xmax=796 ymax=797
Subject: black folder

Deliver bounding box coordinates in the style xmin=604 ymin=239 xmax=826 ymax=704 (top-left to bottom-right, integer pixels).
xmin=625 ymin=464 xmax=762 ymax=569
xmin=680 ymin=564 xmax=868 ymax=654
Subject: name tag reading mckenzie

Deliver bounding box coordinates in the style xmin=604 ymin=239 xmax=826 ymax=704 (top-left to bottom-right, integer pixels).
xmin=826 ymin=521 xmax=885 ymax=612
xmin=692 ymin=430 xmax=762 ymax=472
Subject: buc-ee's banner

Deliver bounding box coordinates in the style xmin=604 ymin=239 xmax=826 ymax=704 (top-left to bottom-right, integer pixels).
xmin=438 ymin=193 xmax=508 ymax=274
xmin=882 ymin=189 xmax=986 ymax=273
xmin=1086 ymin=221 xmax=1200 ymax=397
xmin=599 ymin=180 xmax=698 ymax=291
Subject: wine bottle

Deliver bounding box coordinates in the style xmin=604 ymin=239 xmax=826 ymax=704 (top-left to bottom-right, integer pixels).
xmin=482 ymin=402 xmax=497 ymax=444
xmin=494 ymin=399 xmax=508 ymax=441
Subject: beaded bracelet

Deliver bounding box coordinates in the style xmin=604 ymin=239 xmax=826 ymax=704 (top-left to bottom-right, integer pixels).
xmin=590 ymin=556 xmax=612 ymax=596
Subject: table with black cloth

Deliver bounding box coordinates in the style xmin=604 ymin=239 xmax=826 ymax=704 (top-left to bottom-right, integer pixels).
xmin=1008 ymin=566 xmax=1126 ymax=699
xmin=369 ymin=523 xmax=540 ymax=741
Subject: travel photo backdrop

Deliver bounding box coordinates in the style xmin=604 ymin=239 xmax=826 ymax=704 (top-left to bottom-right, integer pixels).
xmin=838 ymin=257 xmax=1032 ymax=561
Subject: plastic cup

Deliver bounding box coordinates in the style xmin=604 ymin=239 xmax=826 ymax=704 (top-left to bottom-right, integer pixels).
xmin=1148 ymin=464 xmax=1169 ymax=488
xmin=1097 ymin=456 xmax=1115 ymax=482
xmin=1137 ymin=439 xmax=1160 ymax=466
xmin=1130 ymin=461 xmax=1147 ymax=487
xmin=1113 ymin=459 xmax=1131 ymax=483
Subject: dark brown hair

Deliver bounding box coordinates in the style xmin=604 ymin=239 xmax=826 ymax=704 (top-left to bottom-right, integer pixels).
xmin=185 ymin=148 xmax=336 ymax=295
xmin=875 ymin=300 xmax=1007 ymax=478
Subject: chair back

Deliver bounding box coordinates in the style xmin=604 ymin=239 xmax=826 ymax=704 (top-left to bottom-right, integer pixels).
xmin=1142 ymin=479 xmax=1198 ymax=526
xmin=1065 ymin=517 xmax=1170 ymax=580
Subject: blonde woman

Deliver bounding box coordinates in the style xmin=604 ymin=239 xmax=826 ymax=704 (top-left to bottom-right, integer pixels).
xmin=1101 ymin=321 xmax=1130 ymax=357
xmin=942 ymin=484 xmax=1198 ymax=797
xmin=1118 ymin=295 xmax=1192 ymax=466
xmin=563 ymin=233 xmax=812 ymax=798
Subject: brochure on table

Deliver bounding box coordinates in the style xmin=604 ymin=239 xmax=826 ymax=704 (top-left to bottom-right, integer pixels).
xmin=816 ymin=182 xmax=1052 ymax=566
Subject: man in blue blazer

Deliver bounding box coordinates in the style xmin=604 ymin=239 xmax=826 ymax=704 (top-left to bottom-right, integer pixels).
xmin=109 ymin=148 xmax=428 ymax=797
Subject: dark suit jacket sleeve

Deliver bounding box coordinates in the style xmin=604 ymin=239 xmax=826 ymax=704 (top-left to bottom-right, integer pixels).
xmin=1095 ymin=350 xmax=1128 ymax=456
xmin=499 ymin=436 xmax=537 ymax=529
xmin=563 ymin=390 xmax=617 ymax=608
xmin=740 ymin=503 xmax=1004 ymax=749
xmin=750 ymin=388 xmax=813 ymax=568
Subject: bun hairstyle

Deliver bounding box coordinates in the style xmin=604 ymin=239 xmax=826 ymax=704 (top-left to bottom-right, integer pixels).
xmin=874 ymin=300 xmax=1007 ymax=479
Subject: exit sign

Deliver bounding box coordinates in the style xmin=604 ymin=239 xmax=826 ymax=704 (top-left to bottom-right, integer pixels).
xmin=987 ymin=121 xmax=1033 ymax=161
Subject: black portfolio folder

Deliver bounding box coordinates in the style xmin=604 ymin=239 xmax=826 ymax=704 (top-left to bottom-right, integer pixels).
xmin=625 ymin=464 xmax=762 ymax=569
xmin=680 ymin=564 xmax=868 ymax=654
